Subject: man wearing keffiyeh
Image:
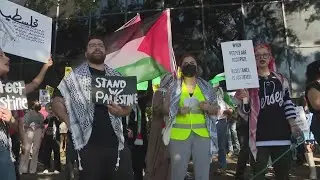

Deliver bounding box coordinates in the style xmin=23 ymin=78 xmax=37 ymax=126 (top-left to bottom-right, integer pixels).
xmin=235 ymin=44 xmax=301 ymax=180
xmin=52 ymin=35 xmax=134 ymax=180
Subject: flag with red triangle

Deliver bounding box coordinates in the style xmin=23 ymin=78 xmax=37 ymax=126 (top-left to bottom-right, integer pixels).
xmin=104 ymin=9 xmax=176 ymax=82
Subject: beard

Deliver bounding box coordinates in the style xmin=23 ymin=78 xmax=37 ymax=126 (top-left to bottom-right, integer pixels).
xmin=87 ymin=50 xmax=106 ymax=65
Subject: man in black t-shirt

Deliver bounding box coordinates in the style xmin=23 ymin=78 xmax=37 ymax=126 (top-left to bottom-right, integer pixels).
xmin=52 ymin=35 xmax=133 ymax=180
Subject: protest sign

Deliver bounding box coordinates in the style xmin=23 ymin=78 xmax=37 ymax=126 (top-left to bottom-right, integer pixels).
xmin=65 ymin=67 xmax=72 ymax=77
xmin=295 ymin=106 xmax=309 ymax=131
xmin=0 ymin=0 xmax=52 ymax=63
xmin=92 ymin=76 xmax=138 ymax=106
xmin=39 ymin=89 xmax=50 ymax=105
xmin=0 ymin=81 xmax=28 ymax=110
xmin=45 ymin=85 xmax=54 ymax=97
xmin=221 ymin=40 xmax=259 ymax=90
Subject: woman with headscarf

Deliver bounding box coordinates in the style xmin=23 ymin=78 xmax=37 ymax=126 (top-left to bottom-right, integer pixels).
xmin=163 ymin=54 xmax=219 ymax=180
xmin=236 ymin=44 xmax=301 ymax=179
xmin=145 ymin=73 xmax=173 ymax=180
xmin=0 ymin=48 xmax=52 ymax=179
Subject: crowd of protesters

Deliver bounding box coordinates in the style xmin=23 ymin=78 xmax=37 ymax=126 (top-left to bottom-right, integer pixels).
xmin=0 ymin=35 xmax=320 ymax=180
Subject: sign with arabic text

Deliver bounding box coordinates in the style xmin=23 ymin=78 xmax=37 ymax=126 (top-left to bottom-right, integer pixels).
xmin=0 ymin=81 xmax=28 ymax=110
xmin=221 ymin=40 xmax=259 ymax=90
xmin=0 ymin=1 xmax=52 ymax=63
xmin=92 ymin=76 xmax=138 ymax=106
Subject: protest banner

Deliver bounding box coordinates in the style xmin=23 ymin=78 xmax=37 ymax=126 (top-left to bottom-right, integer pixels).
xmin=295 ymin=106 xmax=309 ymax=131
xmin=92 ymin=76 xmax=138 ymax=106
xmin=39 ymin=89 xmax=50 ymax=105
xmin=0 ymin=0 xmax=52 ymax=63
xmin=0 ymin=81 xmax=28 ymax=110
xmin=221 ymin=40 xmax=259 ymax=90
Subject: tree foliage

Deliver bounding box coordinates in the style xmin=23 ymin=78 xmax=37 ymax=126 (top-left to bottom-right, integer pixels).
xmin=7 ymin=0 xmax=320 ymax=96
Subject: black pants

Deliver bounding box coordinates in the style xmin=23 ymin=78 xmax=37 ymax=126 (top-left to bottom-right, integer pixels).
xmin=129 ymin=145 xmax=146 ymax=180
xmin=251 ymin=146 xmax=291 ymax=180
xmin=43 ymin=136 xmax=61 ymax=171
xmin=79 ymin=144 xmax=134 ymax=180
xmin=311 ymin=118 xmax=320 ymax=144
xmin=65 ymin=132 xmax=77 ymax=180
xmin=296 ymin=143 xmax=306 ymax=165
xmin=235 ymin=126 xmax=250 ymax=179
xmin=11 ymin=133 xmax=20 ymax=180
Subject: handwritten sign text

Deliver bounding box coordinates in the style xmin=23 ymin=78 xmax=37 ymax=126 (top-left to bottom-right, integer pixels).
xmin=92 ymin=76 xmax=138 ymax=106
xmin=0 ymin=81 xmax=28 ymax=110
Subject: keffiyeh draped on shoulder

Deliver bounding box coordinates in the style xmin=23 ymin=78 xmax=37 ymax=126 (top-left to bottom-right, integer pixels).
xmin=57 ymin=63 xmax=125 ymax=168
xmin=235 ymin=71 xmax=290 ymax=160
xmin=167 ymin=77 xmax=219 ymax=155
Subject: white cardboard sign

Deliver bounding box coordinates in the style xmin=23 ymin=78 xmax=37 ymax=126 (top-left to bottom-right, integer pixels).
xmin=0 ymin=0 xmax=52 ymax=63
xmin=295 ymin=106 xmax=309 ymax=131
xmin=39 ymin=89 xmax=50 ymax=105
xmin=221 ymin=40 xmax=259 ymax=90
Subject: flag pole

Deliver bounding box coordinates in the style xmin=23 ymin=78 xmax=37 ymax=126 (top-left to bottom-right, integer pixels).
xmin=53 ymin=0 xmax=60 ymax=57
xmin=166 ymin=9 xmax=177 ymax=76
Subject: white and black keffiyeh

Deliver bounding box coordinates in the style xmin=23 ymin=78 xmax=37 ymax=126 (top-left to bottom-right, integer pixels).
xmin=167 ymin=77 xmax=219 ymax=156
xmin=58 ymin=63 xmax=124 ymax=169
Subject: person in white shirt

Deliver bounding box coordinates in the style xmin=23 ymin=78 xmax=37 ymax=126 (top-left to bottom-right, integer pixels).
xmin=214 ymin=81 xmax=233 ymax=176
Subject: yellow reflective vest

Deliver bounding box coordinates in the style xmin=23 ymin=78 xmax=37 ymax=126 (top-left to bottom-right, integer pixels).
xmin=170 ymin=82 xmax=210 ymax=140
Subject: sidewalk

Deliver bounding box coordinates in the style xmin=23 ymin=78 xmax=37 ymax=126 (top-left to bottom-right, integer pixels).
xmin=20 ymin=154 xmax=319 ymax=180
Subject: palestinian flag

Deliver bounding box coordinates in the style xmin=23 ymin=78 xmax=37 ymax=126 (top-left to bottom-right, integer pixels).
xmin=104 ymin=9 xmax=176 ymax=83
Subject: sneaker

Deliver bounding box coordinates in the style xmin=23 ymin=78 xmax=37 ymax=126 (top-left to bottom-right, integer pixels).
xmin=43 ymin=169 xmax=49 ymax=174
xmin=53 ymin=170 xmax=60 ymax=174
xmin=185 ymin=172 xmax=193 ymax=180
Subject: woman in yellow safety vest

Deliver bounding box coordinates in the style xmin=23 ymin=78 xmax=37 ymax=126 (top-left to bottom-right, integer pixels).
xmin=163 ymin=54 xmax=219 ymax=180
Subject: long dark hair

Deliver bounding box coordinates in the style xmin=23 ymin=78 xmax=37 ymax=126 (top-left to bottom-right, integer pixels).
xmin=31 ymin=101 xmax=41 ymax=112
xmin=306 ymin=60 xmax=320 ymax=85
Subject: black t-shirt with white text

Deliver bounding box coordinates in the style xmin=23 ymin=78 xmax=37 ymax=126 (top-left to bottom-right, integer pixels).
xmin=54 ymin=67 xmax=118 ymax=149
xmin=256 ymin=74 xmax=295 ymax=145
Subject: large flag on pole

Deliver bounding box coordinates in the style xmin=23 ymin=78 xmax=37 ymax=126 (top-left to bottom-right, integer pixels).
xmin=104 ymin=9 xmax=176 ymax=83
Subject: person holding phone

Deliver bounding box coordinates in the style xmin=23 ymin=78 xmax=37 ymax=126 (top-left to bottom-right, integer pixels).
xmin=163 ymin=54 xmax=219 ymax=180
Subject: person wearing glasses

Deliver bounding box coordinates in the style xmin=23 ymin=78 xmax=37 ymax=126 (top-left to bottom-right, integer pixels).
xmin=236 ymin=44 xmax=301 ymax=180
xmin=52 ymin=35 xmax=134 ymax=180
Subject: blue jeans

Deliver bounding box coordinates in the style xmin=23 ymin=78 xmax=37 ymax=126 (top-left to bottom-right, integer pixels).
xmin=216 ymin=119 xmax=228 ymax=169
xmin=0 ymin=145 xmax=16 ymax=180
xmin=227 ymin=120 xmax=240 ymax=153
